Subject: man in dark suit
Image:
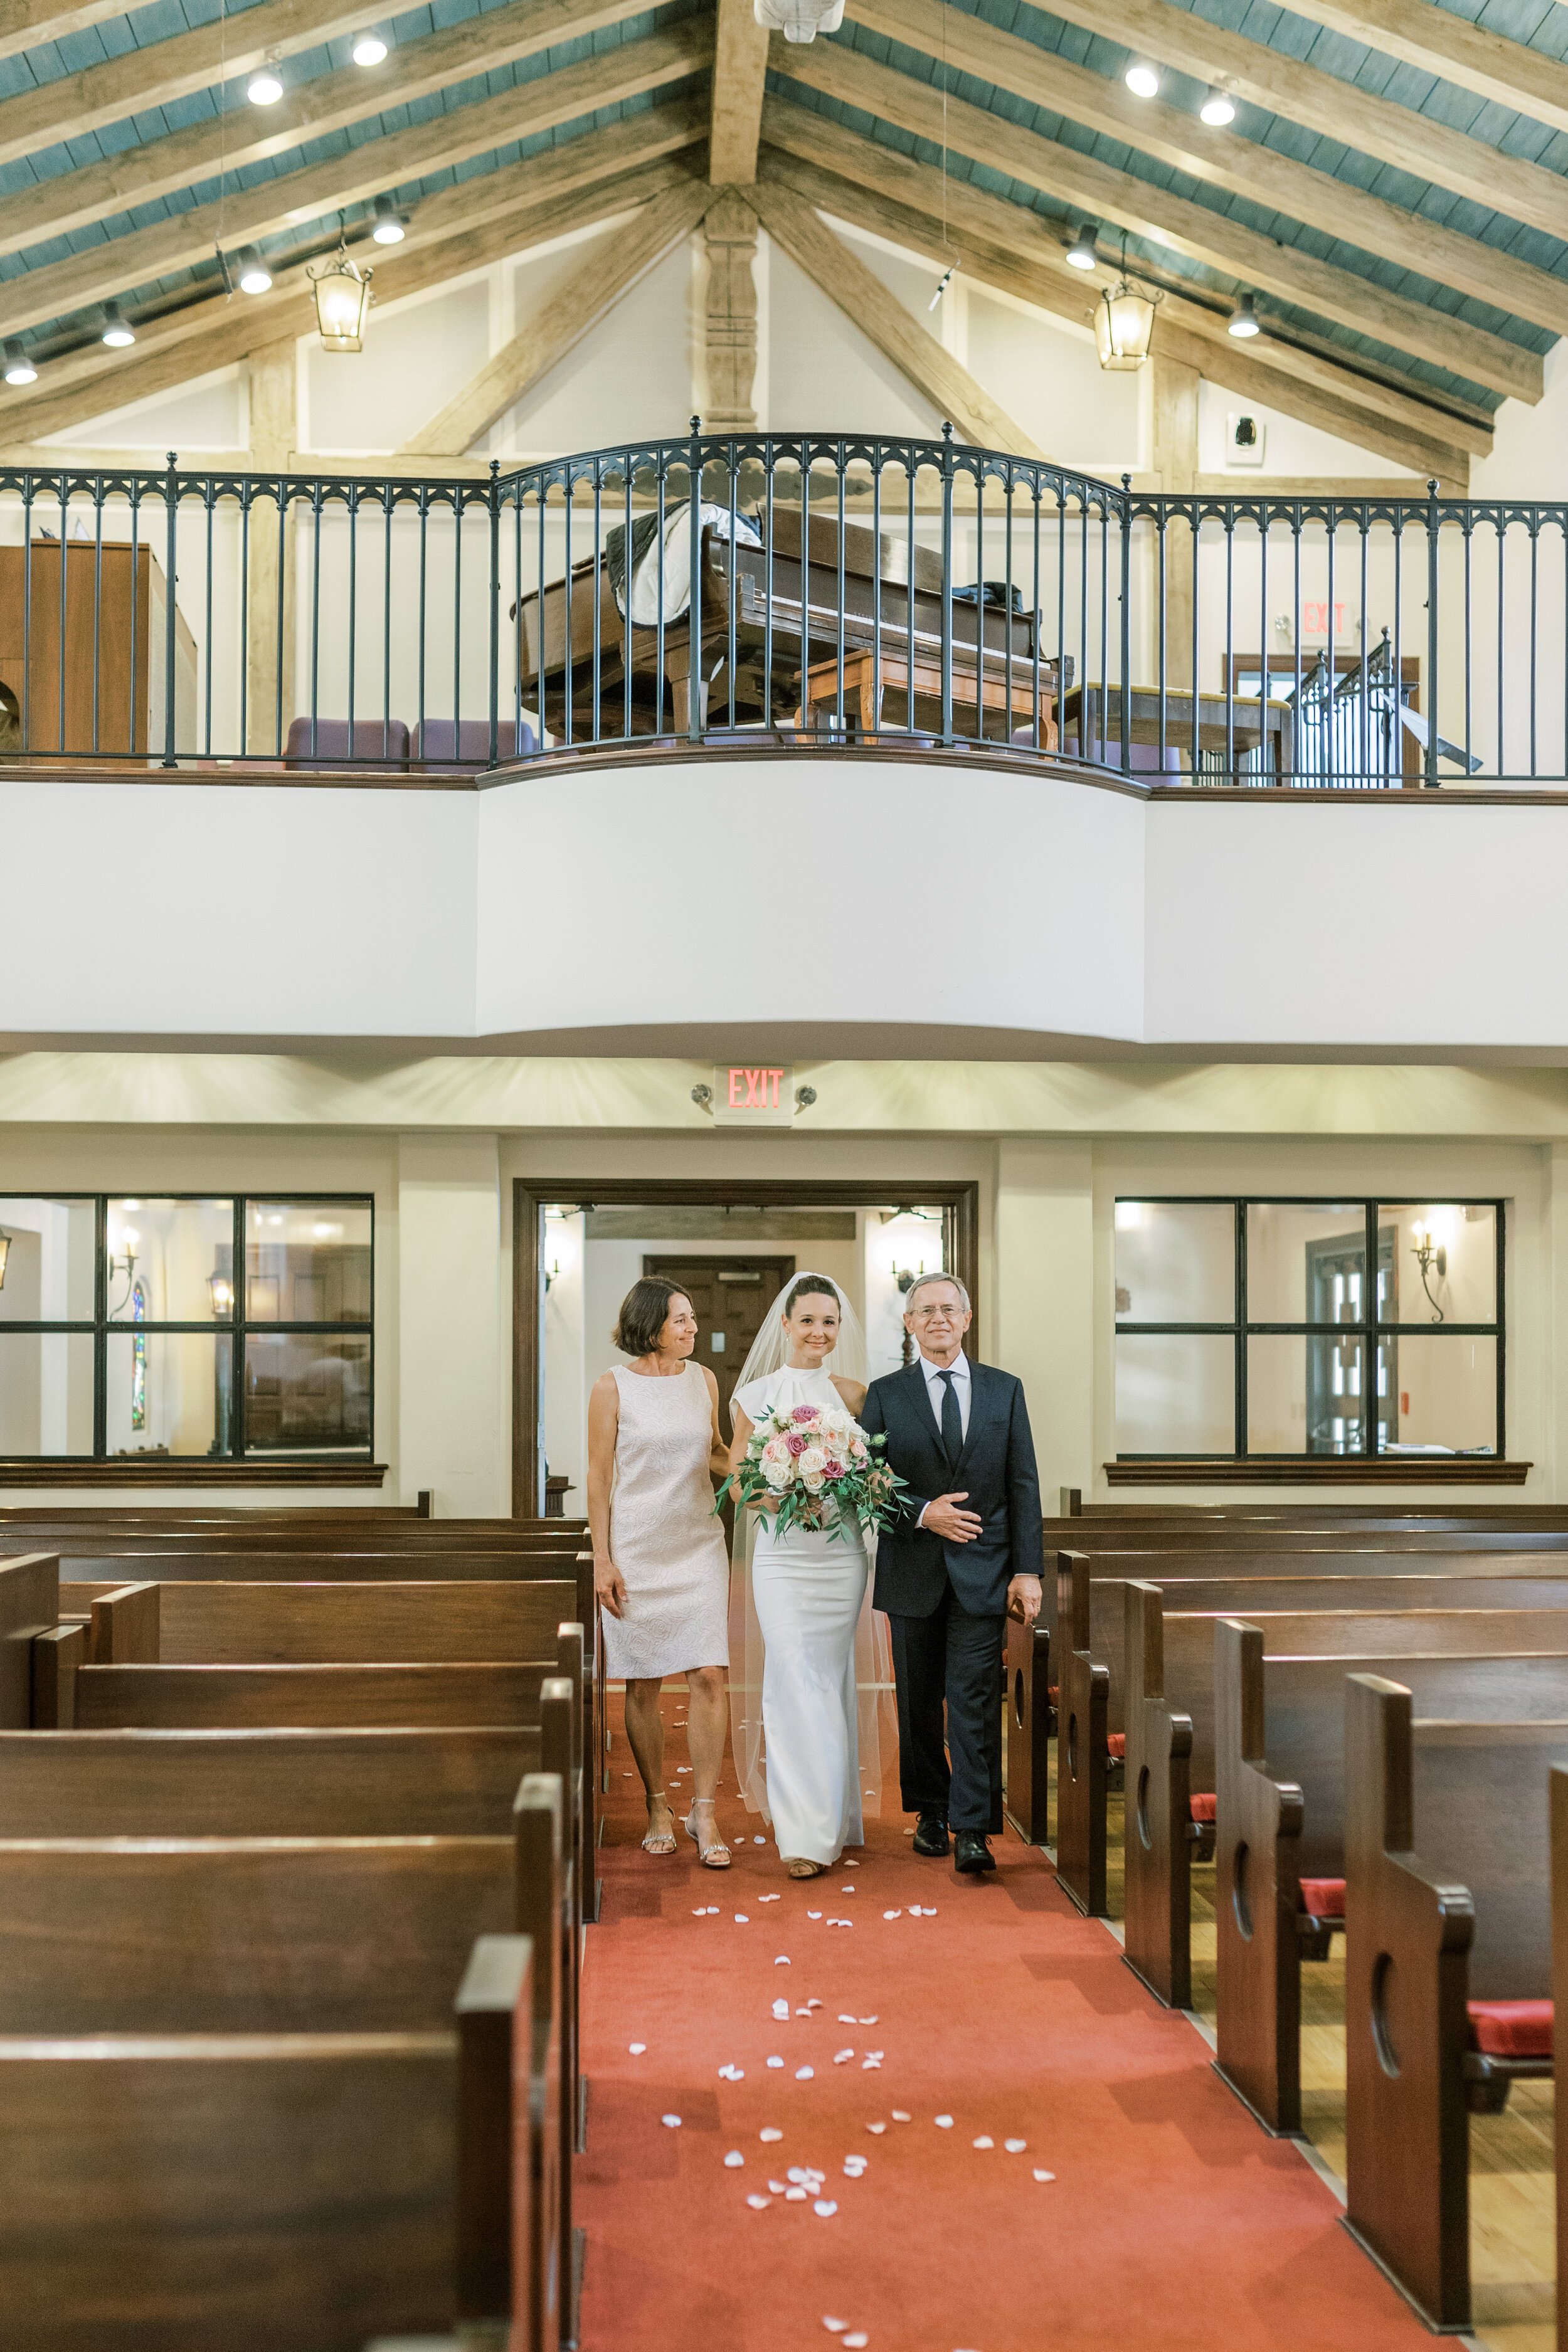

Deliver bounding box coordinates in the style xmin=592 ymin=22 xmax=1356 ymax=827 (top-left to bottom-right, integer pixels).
xmin=859 ymin=1273 xmax=1043 ymax=1875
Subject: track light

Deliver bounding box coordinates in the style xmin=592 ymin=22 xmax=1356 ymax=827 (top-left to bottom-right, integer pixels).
xmin=246 ymin=64 xmax=283 ymax=103
xmin=370 ymin=196 xmax=406 ymax=245
xmin=351 ymin=30 xmax=388 ymax=64
xmin=1065 ymin=221 xmax=1099 ymax=271
xmin=100 ymin=302 xmax=135 ymax=348
xmin=236 ymin=245 xmax=273 ymax=294
xmin=2 ymin=339 xmax=36 ymax=385
xmin=1125 ymin=58 xmax=1160 ymax=97
xmin=1228 ymin=292 xmax=1261 ymax=339
xmin=1200 ymin=85 xmax=1236 ymax=125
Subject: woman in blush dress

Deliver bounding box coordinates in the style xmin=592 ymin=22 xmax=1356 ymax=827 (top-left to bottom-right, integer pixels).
xmin=587 ymin=1276 xmax=734 ymax=1867
xmin=728 ymin=1273 xmax=894 ymax=1879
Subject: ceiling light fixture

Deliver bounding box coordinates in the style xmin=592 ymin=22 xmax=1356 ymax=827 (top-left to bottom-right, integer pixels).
xmin=1228 ymin=292 xmax=1261 ymax=338
xmin=1125 ymin=58 xmax=1161 ymax=97
xmin=308 ymin=237 xmax=373 ymax=351
xmin=2 ymin=339 xmax=36 ymax=384
xmin=246 ymin=63 xmax=284 ymax=103
xmin=1065 ymin=221 xmax=1099 ymax=271
xmin=1200 ymin=85 xmax=1236 ymax=125
xmin=370 ymin=196 xmax=406 ymax=245
xmin=100 ymin=302 xmax=135 ymax=348
xmin=236 ymin=245 xmax=273 ymax=294
xmin=351 ymin=30 xmax=388 ymax=64
xmin=1094 ymin=230 xmax=1160 ymax=373
xmin=752 ymin=0 xmax=845 ymax=40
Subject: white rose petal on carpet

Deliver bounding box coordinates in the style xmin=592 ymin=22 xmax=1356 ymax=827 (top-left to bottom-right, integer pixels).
xmin=734 ymin=1914 xmax=749 ymax=1924
xmin=861 ymin=2058 xmax=881 ymax=2070
xmin=795 ymin=2007 xmax=812 ymax=2018
xmin=859 ymin=2015 xmax=879 ymax=2024
xmin=795 ymin=2065 xmax=815 ymax=2080
xmin=746 ymin=2193 xmax=770 ymax=2210
xmin=760 ymin=2127 xmax=783 ymax=2142
xmin=1033 ymin=2169 xmax=1056 ymax=2182
xmin=769 ymin=2179 xmax=787 ymax=2192
xmin=891 ymin=2111 xmax=911 ymax=2122
xmin=807 ymin=1910 xmax=824 ymax=1920
xmin=973 ymin=2136 xmax=994 ymax=2149
xmin=823 ymin=2323 xmax=849 ymax=2336
xmin=773 ymin=2000 xmax=790 ymax=2020
xmin=767 ymin=2057 xmax=785 ymax=2069
xmin=775 ymin=1955 xmax=791 ymax=1964
xmin=628 ymin=2042 xmax=647 ymax=2055
xmin=786 ymin=2186 xmax=808 ymax=2201
xmin=806 ymin=1998 xmax=823 ymax=2009
xmin=838 ymin=2013 xmax=857 ymax=2024
xmin=844 ymin=2333 xmax=869 ymax=2346
xmin=814 ymin=2199 xmax=839 ymax=2217
xmin=662 ymin=2114 xmax=682 ymax=2128
xmin=691 ymin=1908 xmax=706 ymax=1918
xmin=1004 ymin=2138 xmax=1027 ymax=2153
xmin=707 ymin=1905 xmax=720 ymax=1914
xmin=755 ymin=1836 xmax=767 ymax=1845
xmin=935 ymin=2115 xmax=954 ymax=2129
xmin=724 ymin=2151 xmax=744 ymax=2168
xmin=866 ymin=2122 xmax=887 ymax=2134
xmin=834 ymin=2049 xmax=855 ymax=2064
xmin=882 ymin=1909 xmax=902 ymax=1920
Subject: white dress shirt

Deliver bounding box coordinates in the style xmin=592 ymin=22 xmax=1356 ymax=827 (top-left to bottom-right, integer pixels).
xmin=915 ymin=1352 xmax=971 ymax=1528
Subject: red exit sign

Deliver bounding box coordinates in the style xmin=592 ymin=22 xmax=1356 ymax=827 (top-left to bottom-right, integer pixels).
xmin=709 ymin=1064 xmax=797 ymax=1125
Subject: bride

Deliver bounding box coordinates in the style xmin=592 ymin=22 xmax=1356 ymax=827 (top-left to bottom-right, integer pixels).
xmin=727 ymin=1273 xmax=893 ymax=1879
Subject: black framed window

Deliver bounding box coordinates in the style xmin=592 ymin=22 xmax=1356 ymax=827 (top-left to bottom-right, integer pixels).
xmin=1114 ymin=1198 xmax=1503 ymax=1461
xmin=0 ymin=1194 xmax=373 ymax=1461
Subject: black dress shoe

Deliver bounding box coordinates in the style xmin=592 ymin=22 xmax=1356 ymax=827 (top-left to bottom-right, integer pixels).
xmin=911 ymin=1811 xmax=950 ymax=1857
xmin=953 ymin=1831 xmax=997 ymax=1874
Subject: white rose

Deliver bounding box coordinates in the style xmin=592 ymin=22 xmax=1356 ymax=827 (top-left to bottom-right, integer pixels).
xmin=799 ymin=1446 xmax=826 ymax=1475
xmin=802 ymin=1469 xmax=825 ymax=1492
xmin=764 ymin=1456 xmax=791 ymax=1488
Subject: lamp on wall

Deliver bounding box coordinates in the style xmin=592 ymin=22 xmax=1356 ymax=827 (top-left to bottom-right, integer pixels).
xmin=307 ymin=238 xmax=373 ymax=351
xmin=1093 ymin=233 xmax=1160 ymax=373
xmin=208 ymin=1272 xmax=235 ymax=1318
xmin=1411 ymin=1219 xmax=1447 ymax=1323
xmin=108 ymin=1228 xmax=139 ymax=1313
xmin=0 ymin=1227 xmax=10 ymax=1289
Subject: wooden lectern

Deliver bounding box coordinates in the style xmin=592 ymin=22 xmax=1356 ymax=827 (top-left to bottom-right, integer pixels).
xmin=0 ymin=539 xmax=197 ymax=757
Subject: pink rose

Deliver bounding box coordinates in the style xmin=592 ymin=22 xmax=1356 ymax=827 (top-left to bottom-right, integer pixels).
xmin=786 ymin=1433 xmax=809 ymax=1457
xmin=824 ymin=1461 xmax=844 ymax=1480
xmin=792 ymin=1406 xmax=817 ymax=1423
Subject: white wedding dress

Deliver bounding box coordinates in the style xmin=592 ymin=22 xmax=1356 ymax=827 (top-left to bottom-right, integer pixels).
xmin=730 ymin=1364 xmax=870 ymax=1866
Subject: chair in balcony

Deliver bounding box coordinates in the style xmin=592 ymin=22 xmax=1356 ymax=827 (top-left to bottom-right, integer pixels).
xmin=1037 ymin=721 xmax=1182 ymax=776
xmin=410 ymin=718 xmax=538 ymax=773
xmin=282 ymin=718 xmax=410 ymax=771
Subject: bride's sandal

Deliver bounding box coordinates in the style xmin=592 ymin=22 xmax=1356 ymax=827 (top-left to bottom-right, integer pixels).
xmin=785 ymin=1857 xmax=827 ymax=1880
xmin=684 ymin=1800 xmax=732 ymax=1870
xmin=642 ymin=1794 xmax=677 ymax=1857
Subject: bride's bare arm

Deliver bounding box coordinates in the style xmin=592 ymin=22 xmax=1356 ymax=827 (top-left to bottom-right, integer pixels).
xmin=830 ymin=1375 xmax=867 ymax=1415
xmin=728 ymin=1406 xmax=755 ymax=1481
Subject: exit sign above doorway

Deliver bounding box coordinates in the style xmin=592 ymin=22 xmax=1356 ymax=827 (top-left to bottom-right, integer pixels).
xmin=709 ymin=1065 xmax=798 ymax=1126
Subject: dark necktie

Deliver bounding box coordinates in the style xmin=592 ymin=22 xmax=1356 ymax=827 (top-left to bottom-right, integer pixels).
xmin=938 ymin=1367 xmax=962 ymax=1462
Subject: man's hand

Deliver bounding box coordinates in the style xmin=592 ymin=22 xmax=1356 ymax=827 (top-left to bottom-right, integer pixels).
xmin=921 ymin=1492 xmax=984 ymax=1544
xmin=1006 ymin=1574 xmax=1043 ymax=1626
xmin=595 ymin=1557 xmax=628 ymax=1620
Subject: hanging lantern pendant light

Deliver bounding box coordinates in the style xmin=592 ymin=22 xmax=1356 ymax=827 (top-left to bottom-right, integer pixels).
xmin=307 ymin=232 xmax=373 ymax=352
xmin=1093 ymin=230 xmax=1160 ymax=373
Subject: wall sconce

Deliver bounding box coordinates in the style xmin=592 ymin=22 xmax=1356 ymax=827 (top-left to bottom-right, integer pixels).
xmin=1093 ymin=231 xmax=1160 ymax=373
xmin=208 ymin=1272 xmax=235 ymax=1318
xmin=795 ymin=1085 xmax=817 ymax=1110
xmin=109 ymin=1229 xmax=139 ymax=1313
xmin=891 ymin=1259 xmax=926 ymax=1297
xmin=543 ymin=1259 xmax=561 ymax=1291
xmin=307 ymin=241 xmax=373 ymax=351
xmin=0 ymin=1226 xmax=10 ymax=1289
xmin=1411 ymin=1219 xmax=1446 ymax=1323
xmin=691 ymin=1084 xmax=714 ymax=1113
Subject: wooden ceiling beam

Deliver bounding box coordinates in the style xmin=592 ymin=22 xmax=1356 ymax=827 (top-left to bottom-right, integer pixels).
xmin=844 ymin=0 xmax=1568 ymax=345
xmin=1032 ymin=0 xmax=1568 ymax=248
xmin=0 ymin=0 xmax=130 ymax=66
xmin=773 ymin=36 xmax=1538 ymax=407
xmin=0 ymin=0 xmax=654 ymax=261
xmin=0 ymin=134 xmax=705 ymax=448
xmin=743 ymin=179 xmax=1046 ymax=456
xmin=709 ymin=0 xmax=770 ymax=183
xmin=1276 ymin=0 xmax=1568 ymax=146
xmin=0 ymin=22 xmax=710 ymax=342
xmin=400 ymin=180 xmax=713 ymax=454
xmin=755 ymin=128 xmax=1474 ymax=486
xmin=0 ymin=0 xmax=397 ymax=170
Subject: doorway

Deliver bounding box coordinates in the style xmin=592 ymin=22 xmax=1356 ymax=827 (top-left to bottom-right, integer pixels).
xmin=644 ymin=1256 xmax=795 ymax=1431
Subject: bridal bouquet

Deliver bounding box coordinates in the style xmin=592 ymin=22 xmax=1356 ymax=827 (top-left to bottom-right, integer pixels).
xmin=717 ymin=1399 xmax=907 ymax=1540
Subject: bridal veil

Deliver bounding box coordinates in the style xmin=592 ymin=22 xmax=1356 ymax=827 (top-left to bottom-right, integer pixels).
xmin=725 ymin=1272 xmax=899 ymax=1824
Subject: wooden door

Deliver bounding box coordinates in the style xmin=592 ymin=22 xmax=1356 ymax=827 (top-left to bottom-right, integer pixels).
xmin=644 ymin=1257 xmax=795 ymax=1434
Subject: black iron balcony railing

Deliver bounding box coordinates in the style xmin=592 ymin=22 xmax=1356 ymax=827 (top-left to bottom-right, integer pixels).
xmin=0 ymin=427 xmax=1561 ymax=786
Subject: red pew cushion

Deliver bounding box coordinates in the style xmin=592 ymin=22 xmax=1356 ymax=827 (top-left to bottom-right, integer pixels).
xmin=1299 ymin=1878 xmax=1346 ymax=1920
xmin=1048 ymin=1687 xmax=1059 ymax=1704
xmin=1466 ymin=2000 xmax=1554 ymax=2058
xmin=1189 ymin=1793 xmax=1217 ymax=1823
xmin=1106 ymin=1733 xmax=1126 ymax=1759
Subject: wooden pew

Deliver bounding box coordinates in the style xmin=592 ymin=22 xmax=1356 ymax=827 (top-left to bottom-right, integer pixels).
xmin=1119 ymin=1594 xmax=1568 ymax=2001
xmin=70 ymin=1657 xmax=569 ymax=1731
xmin=1343 ymin=1673 xmax=1567 ymax=2332
xmin=0 ymin=1931 xmax=534 ymax=2352
xmin=0 ymin=1554 xmax=56 ymax=1725
xmin=1214 ymin=1626 xmax=1568 ymax=2134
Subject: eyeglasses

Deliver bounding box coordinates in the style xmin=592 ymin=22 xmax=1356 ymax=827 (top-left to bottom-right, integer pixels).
xmin=908 ymin=1298 xmax=963 ymax=1318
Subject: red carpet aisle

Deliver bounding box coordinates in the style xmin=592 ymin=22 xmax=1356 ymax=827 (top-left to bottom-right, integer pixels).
xmin=576 ymin=1694 xmax=1432 ymax=2352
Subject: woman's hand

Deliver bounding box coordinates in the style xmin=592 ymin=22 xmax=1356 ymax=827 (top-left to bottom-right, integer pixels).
xmin=595 ymin=1556 xmax=628 ymax=1619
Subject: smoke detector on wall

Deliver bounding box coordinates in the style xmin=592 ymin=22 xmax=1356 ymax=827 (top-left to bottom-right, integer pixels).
xmin=755 ymin=0 xmax=845 ymax=40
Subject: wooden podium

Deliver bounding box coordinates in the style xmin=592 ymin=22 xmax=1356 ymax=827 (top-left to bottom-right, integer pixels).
xmin=0 ymin=540 xmax=197 ymax=757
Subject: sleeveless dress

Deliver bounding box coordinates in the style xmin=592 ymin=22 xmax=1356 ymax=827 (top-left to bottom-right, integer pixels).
xmin=731 ymin=1365 xmax=870 ymax=1866
xmin=602 ymin=1362 xmax=729 ymax=1680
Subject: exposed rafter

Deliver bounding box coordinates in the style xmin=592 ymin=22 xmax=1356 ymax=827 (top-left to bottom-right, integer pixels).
xmin=0 ymin=22 xmax=709 ymax=342
xmin=754 ymin=126 xmax=1474 ymax=485
xmin=400 ymin=181 xmax=712 ymax=455
xmin=1278 ymin=0 xmax=1568 ymax=146
xmin=0 ymin=0 xmax=654 ymax=260
xmin=0 ymin=132 xmax=704 ymax=448
xmin=0 ymin=0 xmax=127 ymax=66
xmin=0 ymin=0 xmax=396 ymax=170
xmin=1034 ymin=0 xmax=1568 ymax=246
xmin=844 ymin=0 xmax=1568 ymax=346
xmin=773 ymin=35 xmax=1539 ymax=406
xmin=709 ymin=0 xmax=770 ymax=184
xmin=744 ymin=180 xmax=1045 ymax=457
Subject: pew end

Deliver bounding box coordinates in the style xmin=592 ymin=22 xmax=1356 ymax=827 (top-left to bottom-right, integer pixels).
xmin=1056 ymin=1552 xmax=1108 ymax=1915
xmin=1122 ymin=1580 xmax=1197 ymax=2008
xmin=1212 ymin=1618 xmax=1307 ymax=2134
xmin=1003 ymin=1617 xmax=1051 ymax=1846
xmin=30 ymin=1621 xmax=83 ymax=1727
